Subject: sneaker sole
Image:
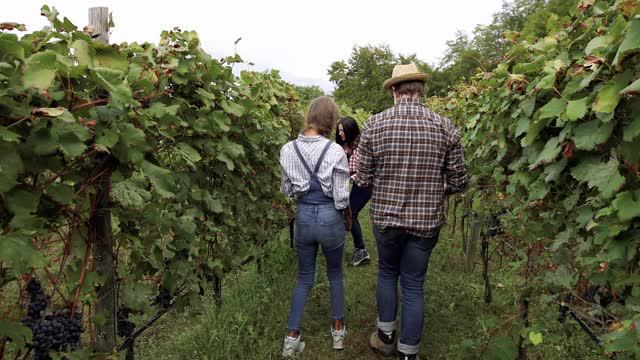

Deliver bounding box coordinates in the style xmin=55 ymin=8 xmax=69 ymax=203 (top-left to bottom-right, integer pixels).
xmin=282 ymin=342 xmax=305 ymax=358
xmin=353 ymin=257 xmax=371 ymax=266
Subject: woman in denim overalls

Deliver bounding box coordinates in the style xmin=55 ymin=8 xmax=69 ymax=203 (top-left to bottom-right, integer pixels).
xmin=279 ymin=96 xmax=352 ymax=357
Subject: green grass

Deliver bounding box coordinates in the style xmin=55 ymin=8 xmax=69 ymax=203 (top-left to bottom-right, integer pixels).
xmin=135 ymin=206 xmax=606 ymax=359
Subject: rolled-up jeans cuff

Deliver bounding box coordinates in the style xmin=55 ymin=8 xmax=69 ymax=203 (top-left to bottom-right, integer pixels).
xmin=377 ymin=318 xmax=396 ymax=332
xmin=398 ymin=342 xmax=420 ymax=355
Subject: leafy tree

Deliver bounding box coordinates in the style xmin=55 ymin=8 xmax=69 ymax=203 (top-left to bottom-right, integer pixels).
xmin=431 ymin=0 xmax=579 ymax=95
xmin=328 ymin=45 xmax=436 ymax=113
xmin=328 ymin=45 xmax=396 ymax=113
xmin=293 ymin=85 xmax=325 ymax=107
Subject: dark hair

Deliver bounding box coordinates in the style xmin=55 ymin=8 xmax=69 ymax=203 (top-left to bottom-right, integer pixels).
xmin=304 ymin=96 xmax=340 ymax=138
xmin=393 ymin=80 xmax=425 ymax=97
xmin=335 ymin=117 xmax=360 ymax=148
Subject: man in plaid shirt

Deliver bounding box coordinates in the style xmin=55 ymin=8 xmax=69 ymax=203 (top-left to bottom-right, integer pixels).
xmin=356 ymin=64 xmax=467 ymax=360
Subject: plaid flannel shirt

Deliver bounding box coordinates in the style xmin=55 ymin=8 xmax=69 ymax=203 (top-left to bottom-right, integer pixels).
xmin=355 ymin=98 xmax=468 ymax=237
xmin=349 ymin=146 xmax=359 ymax=181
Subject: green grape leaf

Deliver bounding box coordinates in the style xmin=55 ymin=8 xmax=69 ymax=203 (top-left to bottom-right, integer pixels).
xmin=96 ymin=127 xmax=119 ymax=149
xmin=71 ymin=39 xmax=94 ymax=67
xmin=585 ymin=35 xmax=613 ymax=55
xmin=535 ymin=74 xmax=556 ymax=90
xmin=141 ymin=160 xmax=175 ymax=198
xmin=572 ymin=119 xmax=614 ymax=150
xmin=611 ymin=191 xmax=640 ymax=222
xmin=613 ymin=18 xmax=640 ymax=69
xmin=23 ymin=50 xmax=57 ymax=90
xmin=624 ymin=114 xmax=640 ymax=142
xmin=571 ymin=157 xmax=625 ymax=198
xmin=544 ymin=158 xmax=568 ymax=183
xmin=529 ymin=332 xmax=543 ymax=346
xmin=0 ymin=33 xmax=25 ymax=60
xmin=0 ymin=143 xmax=23 ymax=193
xmin=0 ymin=126 xmax=20 ymax=142
xmin=91 ymin=67 xmax=136 ymax=108
xmin=0 ymin=232 xmax=47 ymax=275
xmin=176 ymin=142 xmax=202 ymax=164
xmin=592 ymin=71 xmax=633 ymax=119
xmin=45 ymin=183 xmax=74 ymax=205
xmin=620 ymin=78 xmax=640 ymax=96
xmin=219 ymin=99 xmax=245 ymax=117
xmin=4 ymin=189 xmax=40 ymax=216
xmin=94 ymin=46 xmax=129 ymax=73
xmin=0 ymin=317 xmax=32 ymax=348
xmin=52 ymin=122 xmax=91 ymax=158
xmin=539 ymin=98 xmax=567 ymax=119
xmin=565 ymin=97 xmax=589 ymax=121
xmin=531 ymin=137 xmax=562 ymax=168
xmin=112 ymin=177 xmax=152 ymax=210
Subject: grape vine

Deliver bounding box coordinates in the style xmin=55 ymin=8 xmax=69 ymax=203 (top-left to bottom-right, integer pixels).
xmin=427 ymin=0 xmax=640 ymax=355
xmin=0 ymin=5 xmax=301 ymax=359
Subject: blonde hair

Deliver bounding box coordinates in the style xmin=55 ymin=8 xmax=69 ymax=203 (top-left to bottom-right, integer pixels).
xmin=304 ymin=96 xmax=340 ymax=138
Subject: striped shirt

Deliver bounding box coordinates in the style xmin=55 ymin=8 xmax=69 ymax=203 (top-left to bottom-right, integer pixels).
xmin=356 ymin=97 xmax=468 ymax=237
xmin=280 ymin=135 xmax=350 ymax=210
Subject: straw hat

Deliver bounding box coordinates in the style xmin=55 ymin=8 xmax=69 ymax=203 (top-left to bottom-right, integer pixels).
xmin=383 ymin=63 xmax=429 ymax=90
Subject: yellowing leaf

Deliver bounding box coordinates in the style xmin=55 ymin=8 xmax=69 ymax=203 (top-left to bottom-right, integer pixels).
xmin=529 ymin=331 xmax=543 ymax=346
xmin=593 ymin=72 xmax=633 ymax=119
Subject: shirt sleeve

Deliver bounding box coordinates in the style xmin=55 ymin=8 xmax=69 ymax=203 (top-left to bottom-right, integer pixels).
xmin=355 ymin=118 xmax=375 ymax=189
xmin=279 ymin=145 xmax=295 ymax=198
xmin=444 ymin=124 xmax=468 ymax=195
xmin=332 ymin=148 xmax=350 ymax=210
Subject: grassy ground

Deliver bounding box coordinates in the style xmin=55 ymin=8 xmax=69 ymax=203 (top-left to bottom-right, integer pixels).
xmin=135 ymin=205 xmax=605 ymax=360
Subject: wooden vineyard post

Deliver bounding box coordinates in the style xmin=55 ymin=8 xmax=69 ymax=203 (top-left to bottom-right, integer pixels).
xmin=481 ymin=230 xmax=492 ymax=304
xmin=89 ymin=7 xmax=110 ymax=44
xmin=467 ymin=214 xmax=481 ymax=272
xmin=451 ymin=197 xmax=460 ymax=240
xmin=213 ymin=275 xmax=222 ymax=308
xmin=461 ymin=204 xmax=467 ymax=255
xmin=88 ymin=7 xmax=118 ymax=354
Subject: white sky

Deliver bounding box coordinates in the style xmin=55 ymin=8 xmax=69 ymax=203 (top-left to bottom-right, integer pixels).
xmin=5 ymin=0 xmax=505 ymax=91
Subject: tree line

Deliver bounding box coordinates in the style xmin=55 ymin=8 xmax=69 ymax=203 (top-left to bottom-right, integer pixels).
xmin=296 ymin=0 xmax=575 ymax=114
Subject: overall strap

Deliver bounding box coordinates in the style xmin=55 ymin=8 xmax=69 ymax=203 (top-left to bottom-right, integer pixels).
xmin=292 ymin=141 xmax=313 ymax=176
xmin=313 ymin=141 xmax=333 ymax=175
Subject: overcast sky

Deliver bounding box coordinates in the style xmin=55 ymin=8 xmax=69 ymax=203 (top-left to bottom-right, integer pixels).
xmin=6 ymin=0 xmax=506 ymax=91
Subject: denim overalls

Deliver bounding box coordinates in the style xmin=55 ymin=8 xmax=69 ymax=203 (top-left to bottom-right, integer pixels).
xmin=286 ymin=140 xmax=346 ymax=332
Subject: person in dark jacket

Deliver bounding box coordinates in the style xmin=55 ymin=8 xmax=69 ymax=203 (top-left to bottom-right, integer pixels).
xmin=336 ymin=116 xmax=372 ymax=266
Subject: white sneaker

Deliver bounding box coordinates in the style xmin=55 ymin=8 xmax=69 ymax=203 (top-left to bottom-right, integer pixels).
xmin=331 ymin=326 xmax=346 ymax=350
xmin=282 ymin=335 xmax=305 ymax=358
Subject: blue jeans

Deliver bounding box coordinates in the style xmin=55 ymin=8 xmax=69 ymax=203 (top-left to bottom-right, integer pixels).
xmin=374 ymin=224 xmax=439 ymax=355
xmin=287 ymin=203 xmax=346 ymax=332
xmin=349 ymin=184 xmax=372 ymax=250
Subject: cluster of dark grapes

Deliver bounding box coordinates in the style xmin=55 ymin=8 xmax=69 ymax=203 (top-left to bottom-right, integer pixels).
xmin=24 ymin=279 xmax=49 ymax=321
xmin=557 ymin=294 xmax=572 ymax=323
xmin=22 ymin=279 xmax=84 ymax=360
xmin=154 ymin=286 xmax=172 ymax=309
xmin=558 ymin=286 xmax=630 ymax=324
xmin=484 ymin=214 xmax=502 ymax=238
xmin=117 ymin=308 xmax=135 ymax=338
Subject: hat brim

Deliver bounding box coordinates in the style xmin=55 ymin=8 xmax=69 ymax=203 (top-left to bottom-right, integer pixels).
xmin=383 ymin=73 xmax=429 ymax=90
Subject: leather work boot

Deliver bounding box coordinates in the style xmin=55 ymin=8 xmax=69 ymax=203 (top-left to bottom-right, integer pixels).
xmin=369 ymin=329 xmax=396 ymax=357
